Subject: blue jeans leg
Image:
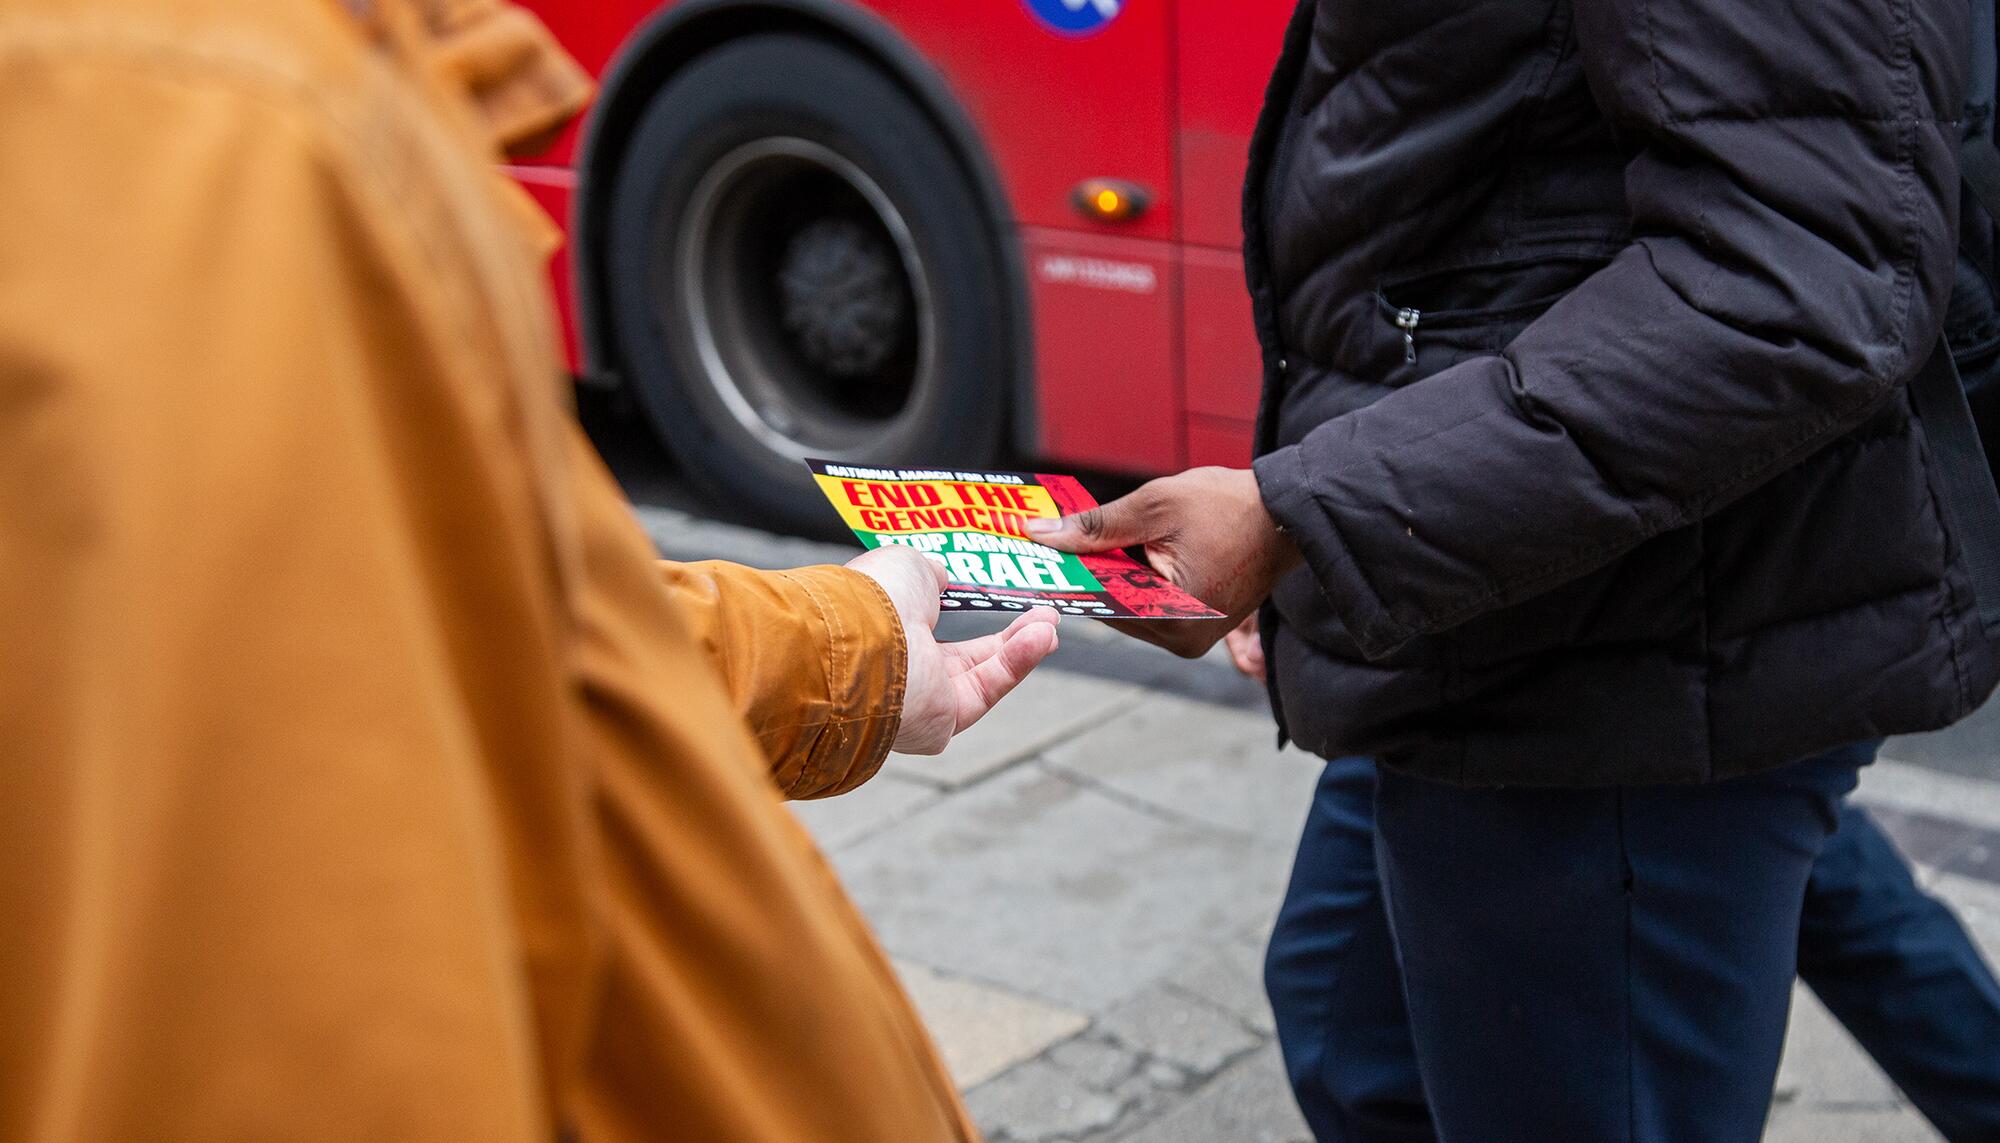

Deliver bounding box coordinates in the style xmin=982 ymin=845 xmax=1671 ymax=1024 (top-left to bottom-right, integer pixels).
xmin=1265 ymin=756 xmax=1435 ymax=1143
xmin=1266 ymin=746 xmax=2000 ymax=1142
xmin=1372 ymin=745 xmax=1872 ymax=1143
xmin=1797 ymin=802 xmax=2000 ymax=1141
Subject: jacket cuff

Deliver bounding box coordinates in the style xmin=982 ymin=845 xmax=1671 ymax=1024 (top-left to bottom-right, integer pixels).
xmin=1252 ymin=445 xmax=1412 ymax=660
xmin=770 ymin=565 xmax=907 ymax=799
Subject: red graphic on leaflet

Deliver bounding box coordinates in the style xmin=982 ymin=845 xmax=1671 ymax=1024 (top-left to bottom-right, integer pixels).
xmin=1034 ymin=474 xmax=1222 ymax=620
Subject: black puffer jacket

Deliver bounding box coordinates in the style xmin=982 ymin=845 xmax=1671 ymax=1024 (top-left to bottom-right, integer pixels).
xmin=1246 ymin=0 xmax=2000 ymax=785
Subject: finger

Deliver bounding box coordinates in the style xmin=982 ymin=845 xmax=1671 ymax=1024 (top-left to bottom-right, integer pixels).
xmin=1224 ymin=613 xmax=1264 ymax=680
xmin=1024 ymin=487 xmax=1156 ymax=553
xmin=1227 ymin=636 xmax=1265 ymax=682
xmin=940 ymin=608 xmax=1060 ymax=664
xmin=1012 ymin=606 xmax=1062 ymax=633
xmin=950 ymin=617 xmax=1061 ymax=733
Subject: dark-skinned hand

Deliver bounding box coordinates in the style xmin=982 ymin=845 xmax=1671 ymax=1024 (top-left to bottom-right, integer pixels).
xmin=1026 ymin=467 xmax=1299 ymax=658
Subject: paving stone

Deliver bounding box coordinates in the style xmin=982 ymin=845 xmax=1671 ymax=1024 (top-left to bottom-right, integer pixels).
xmin=1046 ymin=1034 xmax=1143 ymax=1092
xmin=1929 ymin=871 xmax=2000 ymax=965
xmin=1775 ymin=985 xmax=1901 ymax=1108
xmin=1884 ymin=693 xmax=2000 ymax=783
xmin=1042 ymin=694 xmax=1322 ymax=841
xmin=1762 ymin=1103 xmax=1941 ymax=1142
xmin=1093 ymin=1067 xmax=1187 ymax=1141
xmin=1942 ymin=834 xmax=2000 ymax=887
xmin=1112 ymin=1044 xmax=1311 ymax=1143
xmin=831 ymin=764 xmax=1294 ymax=1012
xmin=786 ymin=772 xmax=939 ymax=851
xmin=1856 ymin=760 xmax=2000 ymax=835
xmin=967 ymin=1058 xmax=1125 ymax=1143
xmin=893 ymin=960 xmax=1089 ymax=1090
xmin=1143 ymin=1060 xmax=1187 ymax=1087
xmin=1859 ymin=804 xmax=1987 ymax=876
xmin=1098 ymin=984 xmax=1261 ymax=1076
xmin=1028 ymin=624 xmax=1269 ymax=714
xmin=1164 ymin=936 xmax=1276 ymax=1034
xmin=885 ymin=668 xmax=1143 ymax=790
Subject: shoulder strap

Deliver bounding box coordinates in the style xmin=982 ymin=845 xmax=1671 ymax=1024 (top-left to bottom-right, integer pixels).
xmin=1910 ymin=337 xmax=2000 ymax=628
xmin=1914 ymin=0 xmax=2000 ymax=630
xmin=1963 ymin=135 xmax=2000 ymax=220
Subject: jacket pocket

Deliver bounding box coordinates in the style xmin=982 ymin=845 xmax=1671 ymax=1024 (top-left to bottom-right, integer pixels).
xmin=1374 ymin=251 xmax=1614 ymax=376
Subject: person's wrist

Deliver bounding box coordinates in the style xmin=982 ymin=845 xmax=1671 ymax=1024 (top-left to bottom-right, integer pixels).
xmin=1227 ymin=467 xmax=1300 ymax=597
xmin=1247 ymin=454 xmax=1303 ymax=574
xmin=842 ymin=559 xmax=914 ymax=685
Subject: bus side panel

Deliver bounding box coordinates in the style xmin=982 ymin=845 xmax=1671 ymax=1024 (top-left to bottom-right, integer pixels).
xmin=1023 ymin=228 xmax=1181 ymax=474
xmin=1181 ymin=246 xmax=1259 ymax=450
xmin=1175 ymin=0 xmax=1292 ymax=251
xmin=859 ymin=0 xmax=1176 ymax=244
xmin=856 ymin=0 xmax=1184 ymax=471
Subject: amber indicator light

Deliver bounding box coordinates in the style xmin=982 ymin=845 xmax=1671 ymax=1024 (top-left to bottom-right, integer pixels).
xmin=1073 ymin=179 xmax=1151 ymax=223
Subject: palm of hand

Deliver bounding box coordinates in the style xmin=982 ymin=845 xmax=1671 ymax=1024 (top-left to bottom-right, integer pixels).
xmin=847 ymin=547 xmax=1061 ymax=756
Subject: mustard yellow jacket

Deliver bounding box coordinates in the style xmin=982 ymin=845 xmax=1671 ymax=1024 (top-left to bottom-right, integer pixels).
xmin=0 ymin=0 xmax=974 ymax=1138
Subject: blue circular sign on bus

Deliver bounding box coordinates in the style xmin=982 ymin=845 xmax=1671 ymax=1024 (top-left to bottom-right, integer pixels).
xmin=1023 ymin=0 xmax=1123 ymax=37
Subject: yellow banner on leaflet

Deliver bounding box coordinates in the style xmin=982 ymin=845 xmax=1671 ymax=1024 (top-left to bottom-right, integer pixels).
xmin=811 ymin=473 xmax=1060 ymax=542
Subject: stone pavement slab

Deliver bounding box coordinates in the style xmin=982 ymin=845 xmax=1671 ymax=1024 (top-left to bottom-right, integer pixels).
xmin=1042 ymin=694 xmax=1323 ymax=840
xmin=1159 ymin=926 xmax=1277 ymax=1034
xmin=893 ymin=959 xmax=1089 ymax=1090
xmin=828 ymin=762 xmax=1297 ymax=1012
xmin=1858 ymin=759 xmax=2000 ymax=834
xmin=1774 ymin=986 xmax=1903 ymax=1109
xmin=1096 ymin=984 xmax=1261 ymax=1075
xmin=1763 ymin=1104 xmax=1941 ymax=1142
xmin=886 ymin=668 xmax=1145 ymax=790
xmin=1885 ymin=695 xmax=2000 ymax=781
xmin=1045 ymin=1035 xmax=1146 ymax=1092
xmin=1928 ymin=870 xmax=2000 ymax=961
xmin=966 ymin=1058 xmax=1126 ymax=1143
xmin=1108 ymin=1044 xmax=1310 ymax=1143
xmin=787 ymin=771 xmax=939 ymax=851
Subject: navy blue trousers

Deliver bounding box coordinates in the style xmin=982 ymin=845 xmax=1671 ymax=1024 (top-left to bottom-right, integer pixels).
xmin=1265 ymin=748 xmax=2000 ymax=1143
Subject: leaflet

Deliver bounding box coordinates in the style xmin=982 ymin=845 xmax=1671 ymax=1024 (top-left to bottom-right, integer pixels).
xmin=808 ymin=460 xmax=1223 ymax=620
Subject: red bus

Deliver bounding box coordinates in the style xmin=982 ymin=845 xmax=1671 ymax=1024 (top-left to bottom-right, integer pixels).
xmin=511 ymin=0 xmax=1291 ymax=530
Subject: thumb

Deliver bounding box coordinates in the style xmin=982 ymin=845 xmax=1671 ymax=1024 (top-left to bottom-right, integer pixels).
xmin=1025 ymin=489 xmax=1153 ymax=553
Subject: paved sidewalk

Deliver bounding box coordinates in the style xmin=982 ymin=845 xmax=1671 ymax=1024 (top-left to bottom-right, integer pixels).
xmin=639 ymin=502 xmax=2000 ymax=1143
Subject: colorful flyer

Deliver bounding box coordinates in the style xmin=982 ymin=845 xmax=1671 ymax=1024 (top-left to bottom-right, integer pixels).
xmin=808 ymin=460 xmax=1223 ymax=620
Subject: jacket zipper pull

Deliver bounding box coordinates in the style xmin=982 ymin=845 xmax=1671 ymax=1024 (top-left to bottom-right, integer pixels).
xmin=1396 ymin=307 xmax=1421 ymax=365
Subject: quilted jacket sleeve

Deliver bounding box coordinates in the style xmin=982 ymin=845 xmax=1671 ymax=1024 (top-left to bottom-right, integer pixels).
xmin=1253 ymin=0 xmax=1967 ymax=660
xmin=655 ymin=557 xmax=908 ymax=800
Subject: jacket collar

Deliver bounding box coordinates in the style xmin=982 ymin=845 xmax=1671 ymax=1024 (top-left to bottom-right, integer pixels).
xmin=357 ymin=0 xmax=592 ymax=158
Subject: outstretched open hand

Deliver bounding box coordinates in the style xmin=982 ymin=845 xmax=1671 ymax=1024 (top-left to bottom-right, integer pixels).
xmin=848 ymin=547 xmax=1062 ymax=755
